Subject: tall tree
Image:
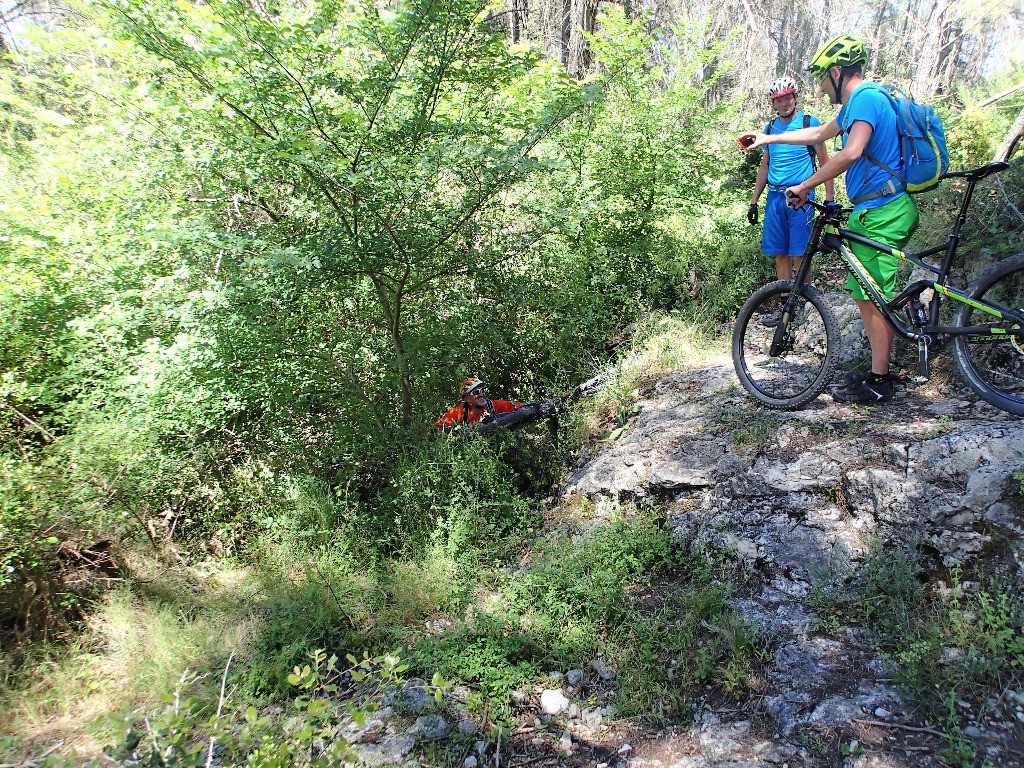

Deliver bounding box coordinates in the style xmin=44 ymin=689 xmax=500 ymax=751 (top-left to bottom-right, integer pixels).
xmin=103 ymin=0 xmax=591 ymax=427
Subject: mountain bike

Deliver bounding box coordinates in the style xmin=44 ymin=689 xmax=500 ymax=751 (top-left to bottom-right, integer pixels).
xmin=731 ymin=157 xmax=1024 ymax=415
xmin=474 ymin=380 xmax=566 ymax=437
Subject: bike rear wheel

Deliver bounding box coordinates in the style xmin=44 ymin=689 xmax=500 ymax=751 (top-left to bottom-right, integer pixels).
xmin=951 ymin=253 xmax=1024 ymax=415
xmin=732 ymin=280 xmax=839 ymax=410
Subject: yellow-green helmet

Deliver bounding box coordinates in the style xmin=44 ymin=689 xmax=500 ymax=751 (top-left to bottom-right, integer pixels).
xmin=807 ymin=34 xmax=868 ymax=78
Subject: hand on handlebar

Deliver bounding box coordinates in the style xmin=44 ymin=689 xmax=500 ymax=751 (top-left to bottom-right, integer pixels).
xmin=785 ymin=186 xmax=809 ymax=209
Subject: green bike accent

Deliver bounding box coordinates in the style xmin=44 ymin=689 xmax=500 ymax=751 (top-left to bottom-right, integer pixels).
xmin=933 ymin=284 xmax=1009 ymax=320
xmin=838 ymin=243 xmax=886 ymax=298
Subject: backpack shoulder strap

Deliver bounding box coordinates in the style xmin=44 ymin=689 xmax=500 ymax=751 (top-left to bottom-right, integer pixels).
xmin=764 ymin=120 xmax=776 ymax=163
xmin=803 ymin=113 xmax=817 ymax=169
xmin=858 ymin=84 xmax=905 ymax=187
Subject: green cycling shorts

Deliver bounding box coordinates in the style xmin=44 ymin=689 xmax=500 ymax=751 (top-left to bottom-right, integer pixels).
xmin=843 ymin=194 xmax=920 ymax=301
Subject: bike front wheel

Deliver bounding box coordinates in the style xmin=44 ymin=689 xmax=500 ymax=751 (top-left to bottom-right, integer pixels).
xmin=732 ymin=280 xmax=840 ymax=410
xmin=951 ymin=253 xmax=1024 ymax=415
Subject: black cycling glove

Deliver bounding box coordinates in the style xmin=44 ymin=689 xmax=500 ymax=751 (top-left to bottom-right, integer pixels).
xmin=747 ymin=204 xmax=759 ymax=226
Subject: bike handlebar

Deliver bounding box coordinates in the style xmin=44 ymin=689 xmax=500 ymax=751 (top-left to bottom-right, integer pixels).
xmin=784 ymin=192 xmax=851 ymax=216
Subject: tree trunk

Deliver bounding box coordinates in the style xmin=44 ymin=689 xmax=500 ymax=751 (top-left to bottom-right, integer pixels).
xmin=372 ymin=276 xmax=414 ymax=427
xmin=508 ymin=0 xmax=528 ymax=42
xmin=564 ymin=0 xmax=597 ymax=78
xmin=559 ymin=0 xmax=571 ymax=65
xmin=996 ymin=104 xmax=1024 ymax=162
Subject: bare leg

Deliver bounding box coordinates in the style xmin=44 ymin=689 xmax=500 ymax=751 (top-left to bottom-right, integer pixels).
xmin=854 ymin=298 xmax=894 ymax=375
xmin=773 ymin=255 xmax=791 ymax=281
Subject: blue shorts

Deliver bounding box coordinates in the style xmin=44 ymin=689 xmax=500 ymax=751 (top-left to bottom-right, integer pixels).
xmin=762 ymin=189 xmax=815 ymax=257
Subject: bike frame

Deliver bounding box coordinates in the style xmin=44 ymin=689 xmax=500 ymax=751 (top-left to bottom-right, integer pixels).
xmin=773 ymin=166 xmax=1024 ymax=371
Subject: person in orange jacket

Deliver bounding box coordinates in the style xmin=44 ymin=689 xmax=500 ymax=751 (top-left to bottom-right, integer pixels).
xmin=436 ymin=377 xmax=521 ymax=428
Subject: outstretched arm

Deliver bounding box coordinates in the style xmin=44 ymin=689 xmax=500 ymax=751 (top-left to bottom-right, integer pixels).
xmin=740 ymin=118 xmax=841 ymax=151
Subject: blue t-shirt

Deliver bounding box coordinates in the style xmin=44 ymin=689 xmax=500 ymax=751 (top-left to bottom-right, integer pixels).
xmin=765 ymin=111 xmax=820 ymax=188
xmin=837 ymin=83 xmax=905 ymax=210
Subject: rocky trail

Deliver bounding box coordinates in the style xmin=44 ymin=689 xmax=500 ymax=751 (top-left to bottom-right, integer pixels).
xmin=345 ymin=341 xmax=1024 ymax=768
xmin=548 ymin=349 xmax=1024 ymax=768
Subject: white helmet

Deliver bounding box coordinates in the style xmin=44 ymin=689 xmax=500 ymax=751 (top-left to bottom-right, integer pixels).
xmin=768 ymin=76 xmax=798 ymax=99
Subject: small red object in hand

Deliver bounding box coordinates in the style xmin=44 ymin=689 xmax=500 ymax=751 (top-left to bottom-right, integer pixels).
xmin=737 ymin=135 xmax=755 ymax=148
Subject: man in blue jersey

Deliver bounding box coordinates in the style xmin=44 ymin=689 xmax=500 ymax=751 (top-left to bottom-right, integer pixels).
xmin=740 ymin=35 xmax=919 ymax=404
xmin=749 ymin=77 xmax=834 ymax=326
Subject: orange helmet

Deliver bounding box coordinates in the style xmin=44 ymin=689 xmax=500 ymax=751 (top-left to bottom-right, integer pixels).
xmin=459 ymin=377 xmax=486 ymax=398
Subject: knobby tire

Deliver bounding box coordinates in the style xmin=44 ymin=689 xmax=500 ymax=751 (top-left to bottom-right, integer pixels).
xmin=732 ymin=280 xmax=839 ymax=410
xmin=951 ymin=253 xmax=1024 ymax=416
xmin=475 ymin=404 xmax=544 ymax=436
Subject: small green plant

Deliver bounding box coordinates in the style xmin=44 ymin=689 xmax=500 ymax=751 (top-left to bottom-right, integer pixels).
xmin=813 ymin=540 xmax=1024 ymax=735
xmin=936 ymin=692 xmax=977 ymax=768
xmin=720 ymin=408 xmax=782 ymax=451
xmin=850 ymin=538 xmax=927 ymax=628
xmin=922 ymin=414 xmax=954 ymax=439
xmin=611 ymin=572 xmax=765 ymax=721
xmin=794 ymin=727 xmax=830 ymax=759
xmin=840 ymin=738 xmax=863 ymax=757
xmin=94 ymin=650 xmax=436 ymax=768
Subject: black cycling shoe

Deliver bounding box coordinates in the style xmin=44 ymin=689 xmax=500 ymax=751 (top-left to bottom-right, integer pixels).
xmin=839 ymin=370 xmax=869 ymax=388
xmin=832 ymin=374 xmax=894 ymax=404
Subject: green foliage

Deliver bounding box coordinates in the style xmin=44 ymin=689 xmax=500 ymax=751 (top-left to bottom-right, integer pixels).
xmin=720 ymin=407 xmax=783 ymax=451
xmin=407 ymin=505 xmax=760 ymax=723
xmin=243 ymin=570 xmax=366 ymax=698
xmin=808 ymin=537 xmax=927 ymax=631
xmin=891 ymin=572 xmax=1024 ymax=718
xmin=86 ymin=650 xmax=426 ymax=768
xmin=945 ymin=110 xmax=998 ymax=170
xmin=679 ymin=213 xmax=769 ymax=320
xmin=613 ymin=583 xmax=764 ymax=722
xmin=0 ymin=459 xmax=58 ymax=588
xmin=408 ymin=509 xmax=681 ymax=699
xmin=360 ymin=437 xmax=538 ymax=563
xmin=507 ymin=509 xmax=678 ymax=633
xmin=0 ymin=456 xmax=89 ymax=652
xmin=409 ymin=614 xmax=547 ymax=701
xmin=811 ymin=541 xmax=1024 ymax=724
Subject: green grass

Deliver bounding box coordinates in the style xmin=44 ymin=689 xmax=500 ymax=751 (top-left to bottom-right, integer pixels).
xmin=718 ymin=406 xmax=784 ymax=451
xmin=574 ymin=312 xmax=724 ymax=442
xmin=612 ymin=581 xmax=765 ymax=722
xmin=0 ymin=573 xmax=252 ymax=760
xmin=407 ymin=504 xmax=764 ymax=725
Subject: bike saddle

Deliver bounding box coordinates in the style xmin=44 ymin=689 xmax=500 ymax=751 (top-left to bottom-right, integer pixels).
xmin=941 ymin=162 xmax=1009 ymax=181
